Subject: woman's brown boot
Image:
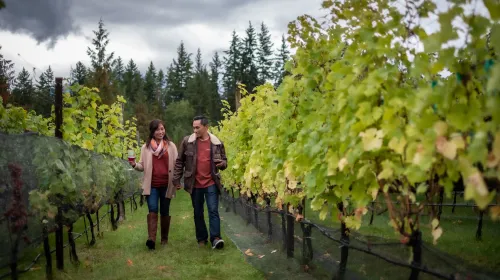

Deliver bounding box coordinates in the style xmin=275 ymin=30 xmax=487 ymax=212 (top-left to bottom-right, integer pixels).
xmin=146 ymin=212 xmax=158 ymax=250
xmin=160 ymin=216 xmax=171 ymax=245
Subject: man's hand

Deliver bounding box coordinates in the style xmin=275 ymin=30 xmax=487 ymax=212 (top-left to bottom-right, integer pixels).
xmin=175 ymin=185 xmax=182 ymax=190
xmin=215 ymin=162 xmax=224 ymax=168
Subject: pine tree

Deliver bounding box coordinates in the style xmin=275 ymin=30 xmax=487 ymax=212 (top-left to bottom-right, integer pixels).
xmin=143 ymin=61 xmax=157 ymax=103
xmin=257 ymin=22 xmax=274 ymax=84
xmin=166 ymin=41 xmax=192 ymax=102
xmin=123 ymin=59 xmax=142 ymax=104
xmin=112 ymin=57 xmax=125 ymax=84
xmin=86 ymin=18 xmax=116 ymax=104
xmin=273 ymin=34 xmax=290 ymax=88
xmin=222 ymin=31 xmax=242 ymax=111
xmin=240 ymin=21 xmax=260 ymax=93
xmin=11 ymin=68 xmax=34 ymax=109
xmin=186 ymin=48 xmax=210 ymax=116
xmin=209 ymin=51 xmax=223 ymax=122
xmin=156 ymin=69 xmax=166 ymax=107
xmin=70 ymin=61 xmax=87 ymax=86
xmin=0 ymin=46 xmax=15 ymax=104
xmin=34 ymin=66 xmax=54 ymax=116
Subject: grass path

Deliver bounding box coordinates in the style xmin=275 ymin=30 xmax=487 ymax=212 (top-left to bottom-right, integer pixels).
xmin=22 ymin=191 xmax=265 ymax=280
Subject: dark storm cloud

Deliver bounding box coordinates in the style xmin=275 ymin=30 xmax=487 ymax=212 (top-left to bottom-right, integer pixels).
xmin=0 ymin=0 xmax=80 ymax=49
xmin=0 ymin=0 xmax=266 ymax=49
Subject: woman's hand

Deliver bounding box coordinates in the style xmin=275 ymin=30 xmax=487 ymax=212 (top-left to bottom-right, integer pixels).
xmin=129 ymin=161 xmax=136 ymax=167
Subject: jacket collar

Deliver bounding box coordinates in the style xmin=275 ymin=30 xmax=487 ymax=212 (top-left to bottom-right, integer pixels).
xmin=187 ymin=132 xmax=222 ymax=145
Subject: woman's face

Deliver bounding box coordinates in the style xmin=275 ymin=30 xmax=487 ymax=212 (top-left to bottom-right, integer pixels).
xmin=154 ymin=124 xmax=165 ymax=141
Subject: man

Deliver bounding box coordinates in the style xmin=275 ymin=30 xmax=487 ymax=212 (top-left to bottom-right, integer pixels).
xmin=173 ymin=115 xmax=228 ymax=249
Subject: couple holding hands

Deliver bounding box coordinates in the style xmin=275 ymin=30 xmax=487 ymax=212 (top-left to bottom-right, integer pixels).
xmin=129 ymin=115 xmax=227 ymax=250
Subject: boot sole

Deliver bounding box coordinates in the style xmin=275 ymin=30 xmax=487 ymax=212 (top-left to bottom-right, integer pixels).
xmin=146 ymin=240 xmax=155 ymax=250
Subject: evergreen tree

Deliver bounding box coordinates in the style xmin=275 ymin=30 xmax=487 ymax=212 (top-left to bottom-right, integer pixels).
xmin=143 ymin=61 xmax=157 ymax=103
xmin=86 ymin=18 xmax=116 ymax=104
xmin=11 ymin=68 xmax=34 ymax=109
xmin=0 ymin=46 xmax=15 ymax=104
xmin=156 ymin=69 xmax=166 ymax=107
xmin=222 ymin=31 xmax=242 ymax=111
xmin=166 ymin=41 xmax=192 ymax=102
xmin=257 ymin=22 xmax=274 ymax=84
xmin=70 ymin=61 xmax=87 ymax=86
xmin=273 ymin=34 xmax=290 ymax=87
xmin=240 ymin=21 xmax=259 ymax=93
xmin=123 ymin=59 xmax=142 ymax=104
xmin=112 ymin=56 xmax=125 ymax=85
xmin=34 ymin=66 xmax=54 ymax=116
xmin=186 ymin=48 xmax=210 ymax=116
xmin=209 ymin=51 xmax=223 ymax=122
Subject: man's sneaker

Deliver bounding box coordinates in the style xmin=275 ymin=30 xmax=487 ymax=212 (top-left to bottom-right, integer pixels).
xmin=212 ymin=238 xmax=224 ymax=249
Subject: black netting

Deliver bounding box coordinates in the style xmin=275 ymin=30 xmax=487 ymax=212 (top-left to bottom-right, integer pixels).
xmin=0 ymin=132 xmax=142 ymax=278
xmin=219 ymin=189 xmax=500 ymax=280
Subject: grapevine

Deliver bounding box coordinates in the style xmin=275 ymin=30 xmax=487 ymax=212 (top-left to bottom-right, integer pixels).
xmin=217 ymin=0 xmax=500 ymax=246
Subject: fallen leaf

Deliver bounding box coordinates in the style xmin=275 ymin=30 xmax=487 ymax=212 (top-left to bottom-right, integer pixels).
xmin=127 ymin=259 xmax=133 ymax=266
xmin=258 ymin=255 xmax=265 ymax=259
xmin=432 ymin=227 xmax=443 ymax=245
xmin=235 ymin=234 xmax=241 ymax=237
xmin=157 ymin=266 xmax=167 ymax=270
xmin=271 ymin=249 xmax=277 ymax=253
xmin=244 ymin=249 xmax=254 ymax=256
xmin=30 ymin=266 xmax=41 ymax=271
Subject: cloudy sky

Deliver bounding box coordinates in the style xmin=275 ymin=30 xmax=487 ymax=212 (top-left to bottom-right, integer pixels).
xmin=0 ymin=0 xmax=325 ymax=79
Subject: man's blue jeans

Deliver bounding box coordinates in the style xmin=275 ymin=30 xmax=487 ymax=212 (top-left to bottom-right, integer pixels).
xmin=191 ymin=185 xmax=221 ymax=244
xmin=146 ymin=187 xmax=171 ymax=216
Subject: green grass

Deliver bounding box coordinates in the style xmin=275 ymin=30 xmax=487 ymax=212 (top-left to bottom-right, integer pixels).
xmin=14 ymin=191 xmax=265 ymax=280
xmin=306 ymin=196 xmax=500 ymax=275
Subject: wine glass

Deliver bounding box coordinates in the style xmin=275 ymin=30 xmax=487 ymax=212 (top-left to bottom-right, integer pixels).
xmin=127 ymin=150 xmax=135 ymax=170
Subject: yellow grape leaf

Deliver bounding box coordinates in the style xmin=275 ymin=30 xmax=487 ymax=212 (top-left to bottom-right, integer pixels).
xmin=345 ymin=216 xmax=362 ymax=230
xmin=490 ymin=206 xmax=500 ymax=221
xmin=412 ymin=144 xmax=425 ymax=165
xmin=435 ymin=136 xmax=457 ymax=160
xmin=432 ymin=227 xmax=443 ymax=245
xmin=433 ymin=121 xmax=448 ymax=136
xmin=450 ymin=134 xmax=465 ymax=150
xmin=288 ymin=180 xmax=298 ymax=190
xmin=377 ymin=161 xmax=393 ymax=180
xmin=371 ymin=187 xmax=378 ymax=201
xmin=388 ymin=136 xmax=407 ymax=155
xmin=359 ymin=128 xmax=384 ymax=151
xmin=489 ymin=131 xmax=500 ymax=168
xmin=465 ymin=172 xmax=488 ymax=197
xmin=338 ymin=157 xmax=348 ymax=171
xmin=82 ymin=140 xmax=94 ymax=150
xmin=326 ymin=150 xmax=339 ymax=176
xmin=319 ymin=205 xmax=328 ymax=220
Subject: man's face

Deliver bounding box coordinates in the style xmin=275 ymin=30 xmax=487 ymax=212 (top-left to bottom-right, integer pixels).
xmin=193 ymin=120 xmax=208 ymax=138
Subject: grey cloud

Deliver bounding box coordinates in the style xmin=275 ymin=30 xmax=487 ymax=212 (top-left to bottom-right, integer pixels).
xmin=0 ymin=0 xmax=267 ymax=48
xmin=71 ymin=0 xmax=266 ymax=28
xmin=0 ymin=0 xmax=80 ymax=49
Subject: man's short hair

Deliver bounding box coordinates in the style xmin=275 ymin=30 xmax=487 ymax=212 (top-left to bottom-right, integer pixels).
xmin=193 ymin=115 xmax=209 ymax=126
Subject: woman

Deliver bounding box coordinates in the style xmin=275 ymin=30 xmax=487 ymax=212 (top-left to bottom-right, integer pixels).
xmin=129 ymin=119 xmax=178 ymax=250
